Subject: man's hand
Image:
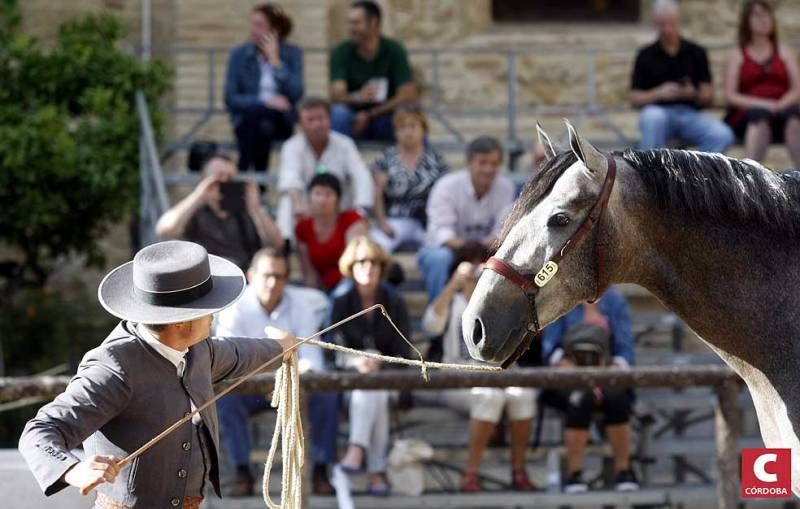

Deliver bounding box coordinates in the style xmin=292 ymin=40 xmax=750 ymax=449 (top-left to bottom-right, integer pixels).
xmin=64 ymin=455 xmax=120 ymax=495
xmin=557 ymin=357 xmax=575 ymax=368
xmin=353 ymin=111 xmax=370 ymax=135
xmin=378 ymin=220 xmax=396 ymax=239
xmin=356 ymin=357 xmax=381 ymax=374
xmin=356 ymin=82 xmax=378 ymax=102
xmin=265 ymin=326 xmax=299 ymax=362
xmin=265 ymin=95 xmax=291 ymax=112
xmin=656 ymin=82 xmax=683 ymax=102
xmin=191 ymin=174 xmax=224 ymax=207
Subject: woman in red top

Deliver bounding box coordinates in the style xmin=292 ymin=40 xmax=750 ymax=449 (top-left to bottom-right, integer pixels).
xmin=295 ymin=173 xmax=368 ymax=291
xmin=724 ymin=0 xmax=800 ymax=167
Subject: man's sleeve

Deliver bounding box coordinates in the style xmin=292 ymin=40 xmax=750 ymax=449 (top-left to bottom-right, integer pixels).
xmin=426 ymin=178 xmax=458 ymax=246
xmin=277 ymin=140 xmax=303 ymax=192
xmin=329 ymin=44 xmax=346 ymax=84
xmin=18 ymin=351 xmax=132 ymax=495
xmin=630 ymin=50 xmax=647 ymax=91
xmin=294 ymin=288 xmax=331 ymax=372
xmin=208 ymin=336 xmax=284 ymax=383
xmin=346 ymin=139 xmax=375 ymax=208
xmin=389 ymin=41 xmax=413 ymax=88
xmin=695 ymin=46 xmax=713 ymax=84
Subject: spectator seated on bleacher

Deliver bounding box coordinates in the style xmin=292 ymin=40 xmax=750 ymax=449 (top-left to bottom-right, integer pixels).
xmin=224 ymin=3 xmax=303 ymax=173
xmin=724 ymin=0 xmax=800 ymax=168
xmin=328 ymin=1 xmax=418 ymax=142
xmin=214 ymin=247 xmax=337 ymax=496
xmin=276 ymin=97 xmax=374 ymax=242
xmin=422 ymin=243 xmax=538 ymax=493
xmin=630 ymin=0 xmax=733 ymax=153
xmin=371 ymin=107 xmax=448 ymax=253
xmin=331 ymin=236 xmax=411 ymax=496
xmin=155 ymin=155 xmax=283 ymax=272
xmin=540 ymin=288 xmax=639 ymax=494
xmin=295 ymin=173 xmax=368 ymax=293
xmin=418 ymin=136 xmax=514 ymax=301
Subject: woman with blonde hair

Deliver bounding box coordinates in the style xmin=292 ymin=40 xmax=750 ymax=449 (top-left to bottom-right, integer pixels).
xmin=724 ymin=0 xmax=800 ymax=166
xmin=371 ymin=107 xmax=448 ymax=252
xmin=330 ymin=236 xmax=411 ymax=496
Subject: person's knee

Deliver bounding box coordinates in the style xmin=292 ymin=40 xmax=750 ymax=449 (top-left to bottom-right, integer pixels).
xmin=506 ymin=388 xmax=537 ymax=421
xmin=564 ymin=389 xmax=593 ymax=428
xmin=330 ymin=103 xmax=353 ymax=129
xmin=713 ymin=122 xmax=736 ymax=148
xmin=419 ymin=246 xmax=454 ymax=268
xmin=639 ymin=105 xmax=668 ymax=131
xmin=602 ymin=390 xmax=632 ymax=425
xmin=470 ymin=388 xmax=505 ymax=423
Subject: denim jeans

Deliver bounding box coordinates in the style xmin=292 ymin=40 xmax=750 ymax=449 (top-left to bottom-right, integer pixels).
xmin=217 ymin=391 xmax=339 ymax=468
xmin=417 ymin=245 xmax=455 ymax=302
xmin=638 ymin=104 xmax=735 ymax=153
xmin=330 ymin=103 xmax=394 ymax=141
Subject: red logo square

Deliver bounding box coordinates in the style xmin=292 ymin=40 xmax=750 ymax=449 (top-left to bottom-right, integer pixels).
xmin=741 ymin=448 xmax=792 ymax=498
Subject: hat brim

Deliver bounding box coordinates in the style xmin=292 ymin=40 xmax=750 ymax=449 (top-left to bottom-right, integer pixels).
xmin=97 ymin=254 xmax=246 ymax=325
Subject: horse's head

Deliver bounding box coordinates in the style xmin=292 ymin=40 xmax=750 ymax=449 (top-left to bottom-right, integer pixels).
xmin=462 ymin=122 xmax=617 ymax=365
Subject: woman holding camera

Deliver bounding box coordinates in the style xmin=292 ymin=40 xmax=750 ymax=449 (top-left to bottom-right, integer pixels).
xmin=540 ymin=288 xmax=638 ymax=494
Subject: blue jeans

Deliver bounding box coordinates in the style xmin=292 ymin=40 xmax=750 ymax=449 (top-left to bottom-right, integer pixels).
xmin=418 ymin=245 xmax=455 ymax=302
xmin=330 ymin=103 xmax=394 ymax=141
xmin=639 ymin=104 xmax=734 ymax=153
xmin=218 ymin=391 xmax=339 ymax=468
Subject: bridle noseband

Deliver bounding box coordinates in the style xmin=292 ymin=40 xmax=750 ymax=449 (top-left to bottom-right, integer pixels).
xmin=485 ymin=155 xmax=617 ymax=367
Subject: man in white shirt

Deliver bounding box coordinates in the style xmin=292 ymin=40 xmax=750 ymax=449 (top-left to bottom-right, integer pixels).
xmin=418 ymin=136 xmax=515 ymax=301
xmin=275 ymin=97 xmax=374 ymax=240
xmin=215 ymin=247 xmax=338 ymax=495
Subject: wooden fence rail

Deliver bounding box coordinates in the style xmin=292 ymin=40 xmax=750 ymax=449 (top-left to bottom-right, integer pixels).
xmin=0 ymin=366 xmax=745 ymax=509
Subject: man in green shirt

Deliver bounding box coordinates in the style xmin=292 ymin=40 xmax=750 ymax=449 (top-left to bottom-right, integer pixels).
xmin=329 ymin=1 xmax=418 ymax=141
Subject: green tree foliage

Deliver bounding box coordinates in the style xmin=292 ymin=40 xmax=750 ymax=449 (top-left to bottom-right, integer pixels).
xmin=0 ymin=3 xmax=171 ymax=286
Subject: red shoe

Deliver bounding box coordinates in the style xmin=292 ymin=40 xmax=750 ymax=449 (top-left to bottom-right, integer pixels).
xmin=460 ymin=471 xmax=481 ymax=493
xmin=512 ymin=468 xmax=537 ymax=491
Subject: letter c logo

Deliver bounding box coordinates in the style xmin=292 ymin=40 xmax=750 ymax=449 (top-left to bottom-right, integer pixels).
xmin=754 ymin=453 xmax=778 ymax=483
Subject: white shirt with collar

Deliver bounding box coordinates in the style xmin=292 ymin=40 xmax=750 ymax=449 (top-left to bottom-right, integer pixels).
xmin=214 ymin=285 xmax=330 ymax=372
xmin=425 ymin=169 xmax=515 ymax=247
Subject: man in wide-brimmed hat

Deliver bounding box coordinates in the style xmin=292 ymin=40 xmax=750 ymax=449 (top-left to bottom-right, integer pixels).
xmin=18 ymin=240 xmax=298 ymax=509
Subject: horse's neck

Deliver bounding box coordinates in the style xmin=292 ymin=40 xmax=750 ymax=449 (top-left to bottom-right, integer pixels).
xmin=620 ymin=215 xmax=800 ymax=370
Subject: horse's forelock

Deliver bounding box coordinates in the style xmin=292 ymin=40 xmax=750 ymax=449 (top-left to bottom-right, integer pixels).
xmin=499 ymin=151 xmax=578 ymax=243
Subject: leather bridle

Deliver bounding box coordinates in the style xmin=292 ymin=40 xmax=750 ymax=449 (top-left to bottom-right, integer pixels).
xmin=484 ymin=155 xmax=617 ymax=368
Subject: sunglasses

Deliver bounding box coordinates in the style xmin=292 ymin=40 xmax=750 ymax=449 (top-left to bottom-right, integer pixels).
xmin=354 ymin=258 xmax=380 ymax=266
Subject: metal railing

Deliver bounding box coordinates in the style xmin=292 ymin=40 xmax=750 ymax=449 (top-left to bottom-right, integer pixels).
xmin=148 ymin=44 xmax=651 ymax=164
xmin=0 ymin=366 xmax=744 ymax=509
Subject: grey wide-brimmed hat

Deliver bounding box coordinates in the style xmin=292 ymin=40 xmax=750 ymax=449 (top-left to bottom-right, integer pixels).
xmin=98 ymin=240 xmax=246 ymax=325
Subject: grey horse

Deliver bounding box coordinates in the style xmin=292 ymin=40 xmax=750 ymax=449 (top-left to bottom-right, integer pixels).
xmin=462 ymin=122 xmax=800 ymax=495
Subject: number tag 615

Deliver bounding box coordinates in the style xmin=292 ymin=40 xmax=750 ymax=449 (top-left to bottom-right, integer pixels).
xmin=534 ymin=261 xmax=558 ymax=288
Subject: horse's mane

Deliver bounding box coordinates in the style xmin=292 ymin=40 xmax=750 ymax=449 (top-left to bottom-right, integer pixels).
xmin=500 ymin=148 xmax=800 ymax=242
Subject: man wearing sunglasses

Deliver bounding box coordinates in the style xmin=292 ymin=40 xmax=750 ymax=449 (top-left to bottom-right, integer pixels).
xmin=214 ymin=247 xmax=338 ymax=496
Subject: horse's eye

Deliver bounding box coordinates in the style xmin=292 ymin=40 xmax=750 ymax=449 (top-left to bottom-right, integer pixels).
xmin=547 ymin=213 xmax=571 ymax=227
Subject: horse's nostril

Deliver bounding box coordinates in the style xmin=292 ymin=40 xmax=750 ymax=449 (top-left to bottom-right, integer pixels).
xmin=471 ymin=318 xmax=484 ymax=347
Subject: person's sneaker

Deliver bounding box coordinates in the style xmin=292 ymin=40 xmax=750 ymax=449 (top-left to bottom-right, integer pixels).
xmin=563 ymin=470 xmax=588 ymax=494
xmin=460 ymin=471 xmax=481 ymax=493
xmin=511 ymin=468 xmax=537 ymax=491
xmin=614 ymin=469 xmax=640 ymax=492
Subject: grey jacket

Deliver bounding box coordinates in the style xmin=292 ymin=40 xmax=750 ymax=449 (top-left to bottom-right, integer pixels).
xmin=18 ymin=321 xmax=283 ymax=508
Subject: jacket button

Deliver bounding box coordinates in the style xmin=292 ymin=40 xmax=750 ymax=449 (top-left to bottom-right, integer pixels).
xmin=182 ymin=441 xmax=191 ymax=451
xmin=177 ymin=469 xmax=187 ymax=478
xmin=170 ymin=497 xmax=180 ymax=506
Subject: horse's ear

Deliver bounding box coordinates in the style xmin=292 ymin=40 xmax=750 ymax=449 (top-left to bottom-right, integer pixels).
xmin=565 ymin=120 xmax=606 ymax=175
xmin=536 ymin=122 xmax=557 ymax=162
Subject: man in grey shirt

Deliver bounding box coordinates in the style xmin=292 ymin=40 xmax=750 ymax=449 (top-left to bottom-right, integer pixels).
xmin=18 ymin=240 xmax=297 ymax=509
xmin=418 ymin=136 xmax=515 ymax=301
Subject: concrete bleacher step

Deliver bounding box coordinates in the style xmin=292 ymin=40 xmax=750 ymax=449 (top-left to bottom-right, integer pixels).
xmin=204 ymin=484 xmax=783 ymax=509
